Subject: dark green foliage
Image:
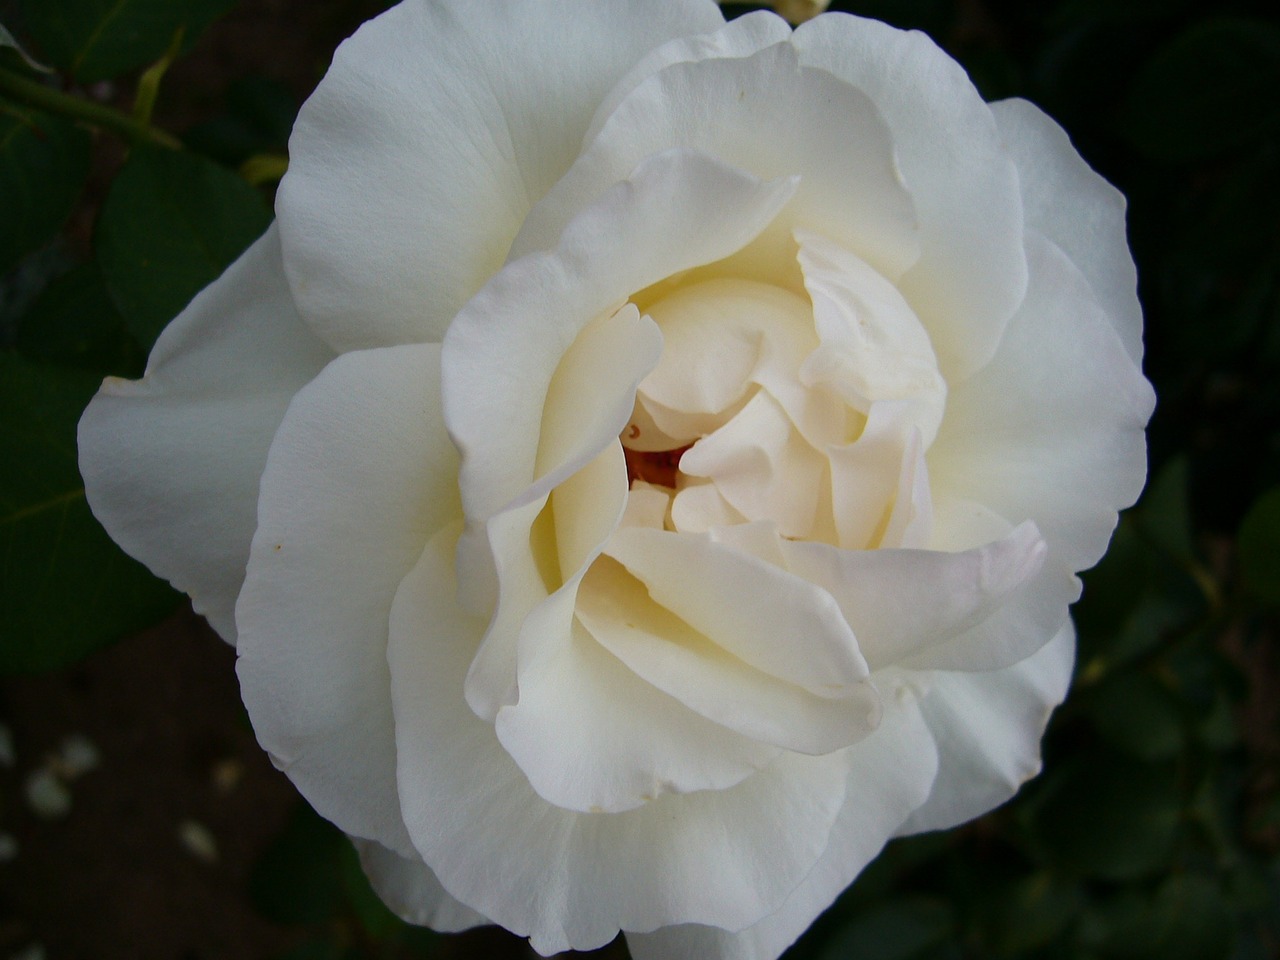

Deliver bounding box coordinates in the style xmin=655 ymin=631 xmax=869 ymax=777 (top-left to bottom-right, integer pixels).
xmin=0 ymin=106 xmax=89 ymax=274
xmin=95 ymin=145 xmax=271 ymax=350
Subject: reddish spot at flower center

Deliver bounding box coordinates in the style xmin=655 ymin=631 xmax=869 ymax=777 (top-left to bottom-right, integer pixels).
xmin=623 ymin=442 xmax=692 ymax=488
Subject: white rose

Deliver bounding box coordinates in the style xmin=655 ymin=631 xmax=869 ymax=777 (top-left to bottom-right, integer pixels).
xmin=77 ymin=1 xmax=1155 ymax=957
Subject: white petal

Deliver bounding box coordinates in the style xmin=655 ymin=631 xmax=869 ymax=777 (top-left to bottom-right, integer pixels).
xmin=277 ymin=0 xmax=725 ymax=351
xmin=496 ymin=614 xmax=779 ymax=813
xmin=390 ymin=527 xmax=850 ymax=954
xmin=898 ymin=619 xmax=1075 ymax=833
xmin=444 ymin=148 xmax=797 ymax=526
xmin=78 ymin=224 xmax=334 ymax=643
xmin=826 ymin=401 xmax=923 ymax=551
xmin=235 ymin=343 xmax=459 ymax=856
xmin=352 ymin=838 xmax=490 ymax=933
xmin=606 ymin=527 xmax=869 ymax=691
xmin=637 ymin=278 xmax=814 ymax=428
xmin=793 ymin=14 xmax=1027 ymax=380
xmin=578 ymin=556 xmax=880 ymax=755
xmin=581 ymin=10 xmax=793 ymax=152
xmin=680 ymin=390 xmax=827 ymax=538
xmin=777 ymin=522 xmax=1062 ymax=672
xmin=627 ymin=686 xmax=939 ymax=960
xmin=928 ymin=232 xmax=1155 ymax=573
xmin=513 ymin=39 xmax=918 ymax=284
xmin=796 ymin=229 xmax=946 ymax=446
xmin=991 ymin=98 xmax=1143 ymax=363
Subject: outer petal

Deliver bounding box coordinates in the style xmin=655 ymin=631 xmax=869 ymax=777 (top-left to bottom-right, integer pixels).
xmin=389 ymin=528 xmax=850 ymax=955
xmin=77 ymin=224 xmax=335 ymax=642
xmin=776 ymin=522 xmax=1058 ymax=672
xmin=626 ymin=684 xmax=939 ymax=960
xmin=277 ymin=0 xmax=725 ymax=351
xmin=793 ymin=13 xmax=1027 ymax=380
xmin=353 ymin=839 xmax=491 ymax=933
xmin=235 ymin=343 xmax=459 ymax=856
xmin=928 ymin=232 xmax=1155 ymax=574
xmin=991 ymin=98 xmax=1143 ymax=363
xmin=898 ymin=619 xmax=1076 ymax=833
xmin=580 ymin=10 xmax=793 ymax=151
xmin=512 ymin=38 xmax=919 ymax=283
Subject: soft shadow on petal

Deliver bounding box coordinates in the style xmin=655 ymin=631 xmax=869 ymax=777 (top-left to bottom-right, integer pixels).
xmin=352 ymin=838 xmax=491 ymax=933
xmin=577 ymin=555 xmax=880 ymax=755
xmin=581 ymin=10 xmax=793 ymax=152
xmin=991 ymin=98 xmax=1144 ymax=364
xmin=236 ymin=343 xmax=459 ymax=857
xmin=77 ymin=224 xmax=335 ymax=643
xmin=793 ymin=13 xmax=1026 ymax=381
xmin=389 ymin=527 xmax=850 ymax=955
xmin=927 ymin=231 xmax=1156 ymax=574
xmin=626 ymin=687 xmax=939 ymax=960
xmin=496 ymin=614 xmax=780 ymax=813
xmin=444 ymin=148 xmax=796 ymax=527
xmin=897 ymin=619 xmax=1076 ymax=833
xmin=277 ymin=0 xmax=725 ymax=351
xmin=777 ymin=521 xmax=1056 ymax=672
xmin=515 ymin=39 xmax=917 ymax=285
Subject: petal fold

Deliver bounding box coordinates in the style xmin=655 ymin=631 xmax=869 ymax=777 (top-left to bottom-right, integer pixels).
xmin=390 ymin=528 xmax=850 ymax=954
xmin=78 ymin=224 xmax=335 ymax=642
xmin=236 ymin=343 xmax=459 ymax=855
xmin=277 ymin=0 xmax=725 ymax=350
xmin=991 ymin=98 xmax=1143 ymax=363
xmin=793 ymin=13 xmax=1027 ymax=380
xmin=928 ymin=232 xmax=1155 ymax=574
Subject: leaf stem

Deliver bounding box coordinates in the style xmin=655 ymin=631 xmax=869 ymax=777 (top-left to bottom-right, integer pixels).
xmin=0 ymin=67 xmax=181 ymax=149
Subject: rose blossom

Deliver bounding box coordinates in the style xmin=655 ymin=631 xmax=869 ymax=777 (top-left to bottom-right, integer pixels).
xmin=77 ymin=1 xmax=1155 ymax=957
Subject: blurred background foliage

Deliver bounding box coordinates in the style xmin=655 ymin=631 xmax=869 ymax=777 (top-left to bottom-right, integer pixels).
xmin=0 ymin=0 xmax=1277 ymax=957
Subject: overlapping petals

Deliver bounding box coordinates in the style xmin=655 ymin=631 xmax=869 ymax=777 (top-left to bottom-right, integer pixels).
xmin=77 ymin=3 xmax=1154 ymax=960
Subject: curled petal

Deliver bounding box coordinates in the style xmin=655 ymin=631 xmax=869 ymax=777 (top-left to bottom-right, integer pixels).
xmin=928 ymin=232 xmax=1155 ymax=574
xmin=78 ymin=224 xmax=334 ymax=642
xmin=236 ymin=343 xmax=459 ymax=856
xmin=390 ymin=527 xmax=851 ymax=954
xmin=793 ymin=13 xmax=1027 ymax=380
xmin=899 ymin=619 xmax=1076 ymax=833
xmin=278 ymin=0 xmax=725 ymax=350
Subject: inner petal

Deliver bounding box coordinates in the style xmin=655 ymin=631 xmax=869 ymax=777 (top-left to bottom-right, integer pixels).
xmin=626 ymin=277 xmax=816 ymax=448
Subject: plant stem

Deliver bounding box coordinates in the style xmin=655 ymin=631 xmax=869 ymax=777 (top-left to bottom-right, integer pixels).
xmin=0 ymin=67 xmax=181 ymax=149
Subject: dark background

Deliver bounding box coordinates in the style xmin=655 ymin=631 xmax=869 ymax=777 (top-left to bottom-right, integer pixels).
xmin=0 ymin=1 xmax=1277 ymax=958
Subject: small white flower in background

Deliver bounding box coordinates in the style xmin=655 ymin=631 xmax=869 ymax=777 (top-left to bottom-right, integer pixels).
xmin=24 ymin=769 xmax=71 ymax=820
xmin=53 ymin=734 xmax=100 ymax=779
xmin=78 ymin=2 xmax=1154 ymax=957
xmin=177 ymin=819 xmax=220 ymax=863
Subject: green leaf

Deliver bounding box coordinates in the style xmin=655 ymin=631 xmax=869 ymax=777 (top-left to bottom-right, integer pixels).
xmin=16 ymin=0 xmax=237 ymax=83
xmin=0 ymin=105 xmax=90 ymax=274
xmin=1238 ymin=487 xmax=1280 ymax=605
xmin=1084 ymin=874 xmax=1235 ymax=960
xmin=1083 ymin=672 xmax=1185 ymax=762
xmin=336 ymin=837 xmax=404 ymax=940
xmin=250 ymin=801 xmax=346 ymax=926
xmin=95 ymin=145 xmax=270 ymax=350
xmin=1123 ymin=17 xmax=1280 ymax=162
xmin=1026 ymin=749 xmax=1183 ymax=881
xmin=979 ymin=872 xmax=1083 ymax=957
xmin=184 ymin=75 xmax=298 ymax=166
xmin=817 ymin=899 xmax=955 ymax=960
xmin=1135 ymin=458 xmax=1195 ymax=566
xmin=14 ymin=262 xmax=143 ymax=375
xmin=0 ymin=351 xmax=177 ymax=672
